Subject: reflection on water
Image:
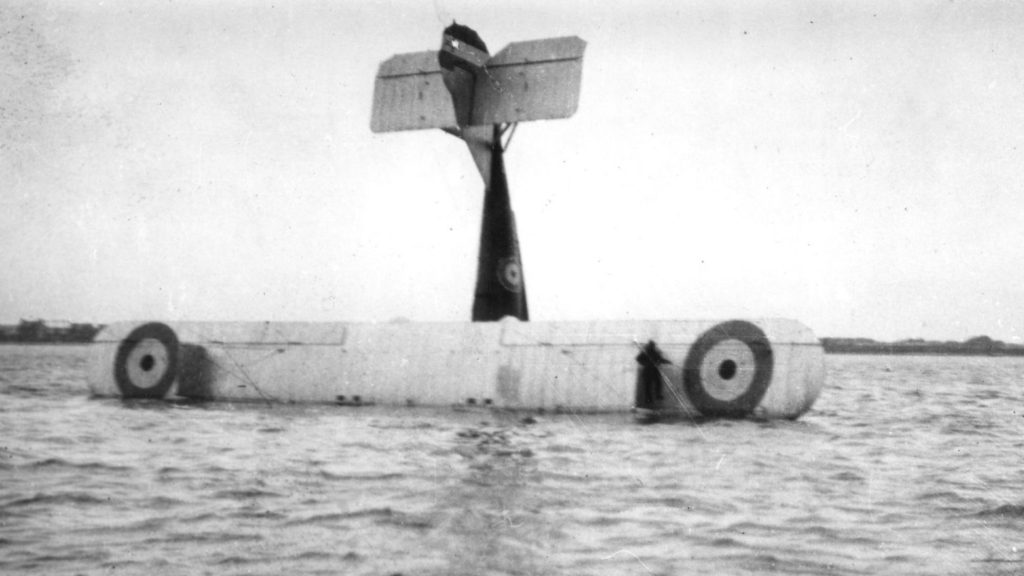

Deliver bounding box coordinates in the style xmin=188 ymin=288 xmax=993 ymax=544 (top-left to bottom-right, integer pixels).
xmin=2 ymin=345 xmax=1024 ymax=575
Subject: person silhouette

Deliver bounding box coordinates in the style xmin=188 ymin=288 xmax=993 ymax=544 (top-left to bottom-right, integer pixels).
xmin=635 ymin=340 xmax=669 ymax=408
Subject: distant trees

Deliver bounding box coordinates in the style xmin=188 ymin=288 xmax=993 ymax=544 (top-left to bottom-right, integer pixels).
xmin=821 ymin=334 xmax=1023 ymax=356
xmin=0 ymin=320 xmax=103 ymax=343
xmin=15 ymin=319 xmax=47 ymax=341
xmin=963 ymin=335 xmax=1004 ymax=353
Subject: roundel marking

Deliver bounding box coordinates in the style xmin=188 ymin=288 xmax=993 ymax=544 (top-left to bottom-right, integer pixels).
xmin=114 ymin=322 xmax=180 ymax=399
xmin=497 ymin=257 xmax=524 ymax=293
xmin=682 ymin=320 xmax=773 ymax=418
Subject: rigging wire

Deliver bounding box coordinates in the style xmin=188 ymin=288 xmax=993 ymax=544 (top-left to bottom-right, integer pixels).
xmin=631 ymin=338 xmax=709 ymax=440
xmin=502 ymin=122 xmax=519 ymax=151
xmin=196 ymin=327 xmax=279 ymax=406
xmin=217 ymin=345 xmax=278 ymax=407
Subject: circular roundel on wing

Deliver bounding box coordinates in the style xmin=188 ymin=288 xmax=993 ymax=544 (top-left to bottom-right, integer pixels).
xmin=113 ymin=322 xmax=180 ymax=399
xmin=497 ymin=257 xmax=524 ymax=293
xmin=682 ymin=320 xmax=774 ymax=418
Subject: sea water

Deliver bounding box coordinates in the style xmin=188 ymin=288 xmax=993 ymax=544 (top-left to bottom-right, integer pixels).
xmin=1 ymin=345 xmax=1023 ymax=575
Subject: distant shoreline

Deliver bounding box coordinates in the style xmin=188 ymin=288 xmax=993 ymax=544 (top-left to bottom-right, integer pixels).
xmin=0 ymin=320 xmax=103 ymax=345
xmin=823 ymin=348 xmax=1024 ymax=357
xmin=0 ymin=340 xmax=96 ymax=346
xmin=821 ymin=337 xmax=1024 ymax=357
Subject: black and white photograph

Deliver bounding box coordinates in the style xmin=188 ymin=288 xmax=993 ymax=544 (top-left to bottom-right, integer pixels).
xmin=3 ymin=1 xmax=1023 ymax=574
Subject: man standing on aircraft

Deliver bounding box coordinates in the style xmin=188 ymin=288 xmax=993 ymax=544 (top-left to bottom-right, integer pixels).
xmin=636 ymin=340 xmax=670 ymax=408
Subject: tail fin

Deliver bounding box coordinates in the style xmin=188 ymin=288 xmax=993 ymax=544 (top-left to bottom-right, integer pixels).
xmin=472 ymin=132 xmax=528 ymax=321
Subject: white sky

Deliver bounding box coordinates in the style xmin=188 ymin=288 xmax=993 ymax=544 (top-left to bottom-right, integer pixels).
xmin=3 ymin=0 xmax=1024 ymax=342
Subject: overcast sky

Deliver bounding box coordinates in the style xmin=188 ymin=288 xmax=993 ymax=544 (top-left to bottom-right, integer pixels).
xmin=3 ymin=0 xmax=1023 ymax=342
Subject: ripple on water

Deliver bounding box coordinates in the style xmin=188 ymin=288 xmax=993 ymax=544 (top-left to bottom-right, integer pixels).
xmin=3 ymin=491 xmax=110 ymax=508
xmin=317 ymin=470 xmax=407 ymax=482
xmin=830 ymin=470 xmax=867 ymax=482
xmin=151 ymin=531 xmax=264 ymax=545
xmin=973 ymin=504 xmax=1024 ymax=518
xmin=289 ymin=550 xmax=361 ymax=561
xmin=279 ymin=507 xmax=438 ymax=538
xmin=915 ymin=489 xmax=989 ymax=512
xmin=19 ymin=457 xmax=135 ymax=473
xmin=212 ymin=488 xmax=285 ymax=500
xmin=5 ymin=350 xmax=1024 ymax=575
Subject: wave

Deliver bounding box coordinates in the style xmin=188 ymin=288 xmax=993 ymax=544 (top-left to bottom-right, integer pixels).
xmin=318 ymin=470 xmax=406 ymax=482
xmin=10 ymin=548 xmax=111 ymax=566
xmin=830 ymin=470 xmax=866 ymax=482
xmin=153 ymin=531 xmax=264 ymax=544
xmin=915 ymin=490 xmax=989 ymax=510
xmin=284 ymin=507 xmax=397 ymax=526
xmin=283 ymin=507 xmax=435 ymax=531
xmin=2 ymin=384 xmax=53 ymax=397
xmin=720 ymin=520 xmax=782 ymax=535
xmin=19 ymin=457 xmax=134 ymax=473
xmin=228 ymin=508 xmax=287 ymax=520
xmin=703 ymin=552 xmax=873 ymax=576
xmin=2 ymin=491 xmax=108 ymax=508
xmin=288 ymin=550 xmax=361 ymax=561
xmin=145 ymin=495 xmax=186 ymax=510
xmin=214 ymin=555 xmax=260 ymax=566
xmin=178 ymin=511 xmax=223 ymax=524
xmin=211 ymin=488 xmax=285 ymax=500
xmin=974 ymin=504 xmax=1024 ymax=518
xmin=368 ymin=420 xmax=440 ymax=431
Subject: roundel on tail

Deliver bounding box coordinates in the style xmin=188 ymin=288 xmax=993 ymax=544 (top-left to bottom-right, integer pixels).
xmin=683 ymin=320 xmax=774 ymax=418
xmin=497 ymin=257 xmax=524 ymax=293
xmin=114 ymin=322 xmax=180 ymax=399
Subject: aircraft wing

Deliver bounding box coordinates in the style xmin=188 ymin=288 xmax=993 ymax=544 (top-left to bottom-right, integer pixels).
xmin=371 ymin=37 xmax=586 ymax=133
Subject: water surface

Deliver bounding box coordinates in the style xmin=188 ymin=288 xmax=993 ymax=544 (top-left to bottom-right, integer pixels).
xmin=2 ymin=346 xmax=1023 ymax=575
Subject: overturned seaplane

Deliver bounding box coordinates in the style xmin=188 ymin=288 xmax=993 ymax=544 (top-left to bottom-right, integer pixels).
xmin=88 ymin=24 xmax=824 ymax=420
